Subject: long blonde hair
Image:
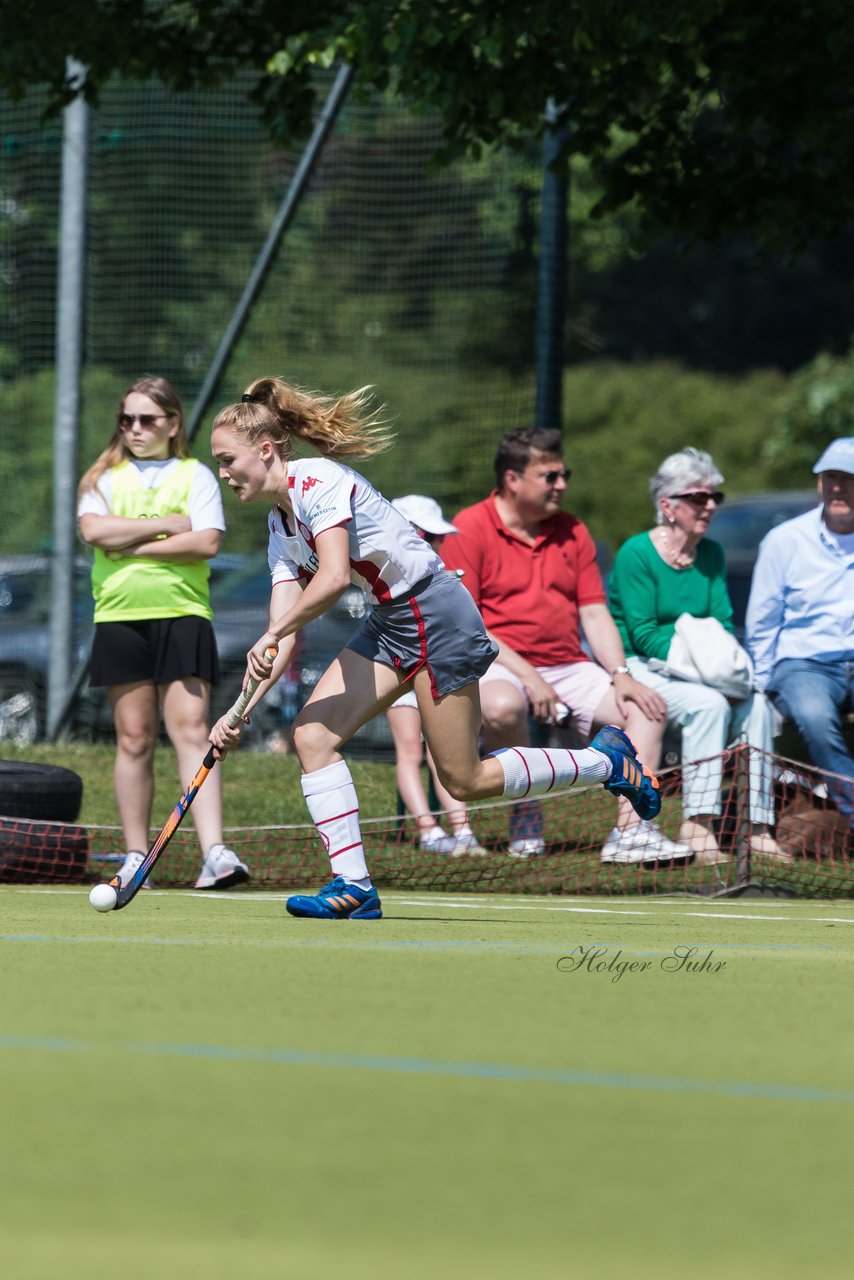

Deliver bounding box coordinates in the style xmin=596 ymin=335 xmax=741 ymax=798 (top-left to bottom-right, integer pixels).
xmin=210 ymin=376 xmax=394 ymax=461
xmin=78 ymin=375 xmax=188 ymax=497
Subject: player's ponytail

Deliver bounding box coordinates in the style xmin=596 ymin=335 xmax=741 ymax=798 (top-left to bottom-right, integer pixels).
xmin=220 ymin=376 xmax=394 ymax=460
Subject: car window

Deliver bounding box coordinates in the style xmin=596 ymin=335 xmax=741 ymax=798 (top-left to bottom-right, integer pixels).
xmin=711 ymin=493 xmax=816 ymax=553
xmin=211 ymin=556 xmax=371 ymax=628
xmin=0 ymin=573 xmax=42 ymax=616
xmin=0 ymin=567 xmax=92 ymax=622
xmin=209 ymin=555 xmax=271 ymax=609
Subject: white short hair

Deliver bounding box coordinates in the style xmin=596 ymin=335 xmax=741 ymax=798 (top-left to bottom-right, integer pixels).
xmin=649 ymin=447 xmax=724 ymax=523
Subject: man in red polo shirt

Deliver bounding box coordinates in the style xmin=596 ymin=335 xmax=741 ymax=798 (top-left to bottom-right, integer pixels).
xmin=442 ymin=426 xmax=690 ymax=864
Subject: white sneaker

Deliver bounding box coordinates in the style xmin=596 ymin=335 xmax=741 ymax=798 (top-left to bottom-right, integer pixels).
xmin=117 ymin=850 xmax=152 ymax=889
xmin=508 ymin=837 xmax=547 ymax=858
xmin=419 ymin=825 xmax=457 ymax=855
xmin=601 ymin=821 xmax=692 ymax=865
xmin=450 ymin=826 xmax=488 ymax=857
xmin=195 ymin=844 xmax=250 ymax=890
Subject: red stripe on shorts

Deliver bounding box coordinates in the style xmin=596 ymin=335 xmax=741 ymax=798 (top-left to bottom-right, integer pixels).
xmin=408 ymin=596 xmax=439 ymax=699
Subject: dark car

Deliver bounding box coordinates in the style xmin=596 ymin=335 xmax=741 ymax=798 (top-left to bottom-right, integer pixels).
xmin=0 ymin=555 xmax=277 ymax=747
xmin=710 ymin=490 xmax=818 ymax=635
xmin=0 ymin=556 xmax=96 ymax=745
xmin=0 ymin=551 xmax=398 ymax=753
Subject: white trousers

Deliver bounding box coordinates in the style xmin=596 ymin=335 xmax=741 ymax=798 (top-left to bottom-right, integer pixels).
xmin=627 ymin=657 xmax=776 ymax=826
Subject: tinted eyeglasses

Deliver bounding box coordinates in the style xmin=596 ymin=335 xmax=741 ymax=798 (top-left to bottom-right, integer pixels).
xmin=118 ymin=413 xmax=168 ymax=429
xmin=671 ymin=490 xmax=725 ymax=508
xmin=541 ymin=467 xmax=572 ymax=485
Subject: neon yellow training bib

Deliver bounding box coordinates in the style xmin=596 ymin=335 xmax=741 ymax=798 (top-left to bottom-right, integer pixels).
xmin=91 ymin=459 xmax=213 ymax=622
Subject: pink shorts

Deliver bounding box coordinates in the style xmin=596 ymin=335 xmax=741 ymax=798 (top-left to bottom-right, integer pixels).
xmin=479 ymin=659 xmax=611 ymax=740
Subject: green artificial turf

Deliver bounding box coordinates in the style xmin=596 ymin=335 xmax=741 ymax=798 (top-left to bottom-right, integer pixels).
xmin=1 ymin=886 xmax=852 ymax=1279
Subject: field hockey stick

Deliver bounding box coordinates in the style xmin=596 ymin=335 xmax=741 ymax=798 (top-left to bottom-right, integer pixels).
xmin=106 ymin=645 xmax=278 ymax=911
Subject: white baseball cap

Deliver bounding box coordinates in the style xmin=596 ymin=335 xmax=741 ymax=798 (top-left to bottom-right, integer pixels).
xmin=391 ymin=494 xmax=458 ymax=535
xmin=813 ymin=437 xmax=854 ymax=476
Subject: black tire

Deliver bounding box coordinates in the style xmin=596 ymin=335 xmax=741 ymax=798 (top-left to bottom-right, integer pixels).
xmin=0 ymin=760 xmax=83 ymax=822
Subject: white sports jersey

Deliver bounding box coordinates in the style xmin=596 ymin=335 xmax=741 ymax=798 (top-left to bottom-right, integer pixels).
xmin=267 ymin=457 xmax=442 ymax=602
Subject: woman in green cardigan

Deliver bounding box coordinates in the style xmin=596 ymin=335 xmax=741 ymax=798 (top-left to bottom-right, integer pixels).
xmin=607 ymin=447 xmax=786 ymax=865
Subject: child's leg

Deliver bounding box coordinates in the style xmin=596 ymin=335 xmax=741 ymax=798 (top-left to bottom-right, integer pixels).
xmin=387 ymin=702 xmax=453 ymax=842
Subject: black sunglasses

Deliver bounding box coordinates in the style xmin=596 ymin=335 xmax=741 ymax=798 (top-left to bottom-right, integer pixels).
xmin=542 ymin=467 xmax=572 ymax=485
xmin=118 ymin=412 xmax=168 ymax=429
xmin=671 ymin=490 xmax=725 ymax=508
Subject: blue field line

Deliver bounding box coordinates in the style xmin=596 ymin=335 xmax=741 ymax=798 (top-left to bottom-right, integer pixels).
xmin=1 ymin=1032 xmax=853 ymax=1106
xmin=0 ymin=932 xmax=833 ymax=955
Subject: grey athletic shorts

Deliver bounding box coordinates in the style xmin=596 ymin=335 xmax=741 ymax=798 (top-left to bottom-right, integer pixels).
xmin=347 ymin=571 xmax=497 ymax=700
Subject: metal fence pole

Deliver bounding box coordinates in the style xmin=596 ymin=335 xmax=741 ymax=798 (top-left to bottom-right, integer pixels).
xmin=47 ymin=59 xmax=88 ymax=741
xmin=534 ymin=101 xmax=569 ymax=433
xmin=733 ymin=742 xmax=751 ymax=886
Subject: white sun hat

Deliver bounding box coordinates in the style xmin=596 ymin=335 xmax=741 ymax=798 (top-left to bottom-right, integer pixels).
xmin=391 ymin=494 xmax=458 ymax=535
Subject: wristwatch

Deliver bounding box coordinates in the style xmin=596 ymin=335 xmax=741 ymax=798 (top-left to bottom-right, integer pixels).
xmin=611 ymin=665 xmax=630 ymax=681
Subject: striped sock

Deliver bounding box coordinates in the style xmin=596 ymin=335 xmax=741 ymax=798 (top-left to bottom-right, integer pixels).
xmin=490 ymin=746 xmax=610 ymax=800
xmin=301 ymin=760 xmax=370 ymax=882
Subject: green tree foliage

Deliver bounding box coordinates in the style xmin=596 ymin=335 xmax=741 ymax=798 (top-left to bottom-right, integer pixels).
xmin=0 ymin=358 xmax=791 ymax=556
xmin=554 ymin=361 xmax=790 ymax=551
xmin=764 ymin=343 xmax=854 ymax=485
xmin=3 ymin=1 xmax=854 ymax=253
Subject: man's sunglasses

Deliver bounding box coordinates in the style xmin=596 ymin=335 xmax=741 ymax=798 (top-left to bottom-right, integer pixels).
xmin=542 ymin=467 xmax=572 ymax=485
xmin=671 ymin=490 xmax=725 ymax=508
xmin=118 ymin=413 xmax=168 ymax=429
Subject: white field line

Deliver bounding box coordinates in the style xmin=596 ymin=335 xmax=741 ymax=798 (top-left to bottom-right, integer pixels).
xmin=13 ymin=885 xmax=854 ymax=927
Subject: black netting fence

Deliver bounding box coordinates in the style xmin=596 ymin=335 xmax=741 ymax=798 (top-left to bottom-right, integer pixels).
xmin=0 ymin=71 xmax=540 ymax=552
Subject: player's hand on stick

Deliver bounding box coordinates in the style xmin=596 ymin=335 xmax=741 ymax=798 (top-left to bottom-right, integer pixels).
xmin=208 ymin=713 xmax=245 ymax=756
xmin=209 ymin=643 xmax=279 ymax=756
xmin=246 ymin=634 xmax=279 ymax=682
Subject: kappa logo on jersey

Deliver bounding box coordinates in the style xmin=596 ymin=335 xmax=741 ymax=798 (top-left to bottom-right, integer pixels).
xmin=301 ymin=475 xmax=321 ymax=496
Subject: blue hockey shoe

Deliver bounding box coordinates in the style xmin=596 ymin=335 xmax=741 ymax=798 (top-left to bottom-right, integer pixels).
xmin=590 ymin=725 xmax=661 ymax=822
xmin=286 ymin=875 xmax=382 ymax=920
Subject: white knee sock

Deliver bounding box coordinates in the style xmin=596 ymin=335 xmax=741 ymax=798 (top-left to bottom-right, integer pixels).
xmin=301 ymin=761 xmax=370 ymax=883
xmin=491 ymin=746 xmax=610 ymax=799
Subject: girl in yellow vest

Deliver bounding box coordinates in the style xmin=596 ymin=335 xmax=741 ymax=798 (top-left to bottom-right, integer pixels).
xmin=77 ymin=375 xmax=249 ymax=891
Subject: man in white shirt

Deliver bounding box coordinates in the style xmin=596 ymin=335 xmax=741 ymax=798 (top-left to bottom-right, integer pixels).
xmin=746 ymin=437 xmax=854 ymax=828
